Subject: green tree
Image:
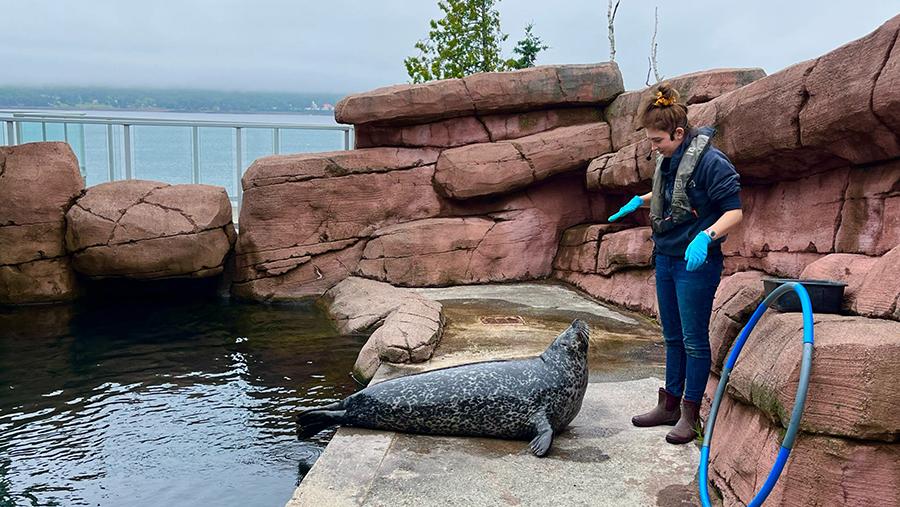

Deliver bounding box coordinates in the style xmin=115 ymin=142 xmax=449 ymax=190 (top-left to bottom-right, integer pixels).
xmin=507 ymin=22 xmax=549 ymax=70
xmin=405 ymin=0 xmax=548 ymax=83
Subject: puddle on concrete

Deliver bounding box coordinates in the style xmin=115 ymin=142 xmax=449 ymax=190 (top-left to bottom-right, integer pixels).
xmin=382 ymin=295 xmax=665 ymax=383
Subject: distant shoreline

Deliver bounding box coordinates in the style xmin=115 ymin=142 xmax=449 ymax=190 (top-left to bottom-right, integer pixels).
xmin=0 ymin=86 xmax=345 ymax=116
xmin=1 ymin=105 xmax=338 ymax=116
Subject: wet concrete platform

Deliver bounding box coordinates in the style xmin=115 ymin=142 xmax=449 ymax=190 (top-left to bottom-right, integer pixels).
xmin=287 ymin=282 xmax=708 ymax=506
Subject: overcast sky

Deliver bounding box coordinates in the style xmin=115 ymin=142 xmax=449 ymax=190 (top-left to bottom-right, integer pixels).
xmin=2 ymin=1 xmax=897 ymax=94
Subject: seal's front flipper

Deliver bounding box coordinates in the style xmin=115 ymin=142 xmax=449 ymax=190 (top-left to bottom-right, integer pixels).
xmin=297 ymin=404 xmax=346 ymax=438
xmin=528 ymin=411 xmax=554 ymax=457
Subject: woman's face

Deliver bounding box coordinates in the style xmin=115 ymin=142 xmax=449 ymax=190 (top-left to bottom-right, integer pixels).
xmin=646 ymin=127 xmax=685 ymax=158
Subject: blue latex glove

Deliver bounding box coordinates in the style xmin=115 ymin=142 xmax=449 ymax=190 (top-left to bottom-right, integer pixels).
xmin=608 ymin=196 xmax=643 ymax=222
xmin=684 ymin=231 xmax=712 ymax=271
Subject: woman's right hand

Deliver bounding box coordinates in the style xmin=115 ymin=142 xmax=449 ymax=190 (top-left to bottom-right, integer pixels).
xmin=608 ymin=195 xmax=644 ymax=222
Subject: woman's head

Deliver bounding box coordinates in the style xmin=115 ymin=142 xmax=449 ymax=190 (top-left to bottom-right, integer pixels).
xmin=638 ymin=82 xmax=691 ymax=157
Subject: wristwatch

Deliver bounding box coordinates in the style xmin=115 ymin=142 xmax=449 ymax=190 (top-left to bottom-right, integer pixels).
xmin=705 ymin=228 xmax=717 ymax=239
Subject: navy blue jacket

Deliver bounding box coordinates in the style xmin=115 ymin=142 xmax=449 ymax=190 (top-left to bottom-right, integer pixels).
xmin=652 ymin=126 xmax=742 ymax=258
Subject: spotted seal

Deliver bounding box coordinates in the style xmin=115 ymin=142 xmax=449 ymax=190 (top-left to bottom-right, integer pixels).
xmin=297 ymin=319 xmax=589 ymax=456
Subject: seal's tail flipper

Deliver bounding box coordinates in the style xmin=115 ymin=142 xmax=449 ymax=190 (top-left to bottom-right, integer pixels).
xmin=297 ymin=402 xmax=346 ymax=438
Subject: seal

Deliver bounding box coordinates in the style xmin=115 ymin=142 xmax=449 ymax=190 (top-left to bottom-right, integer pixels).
xmin=297 ymin=319 xmax=589 ymax=457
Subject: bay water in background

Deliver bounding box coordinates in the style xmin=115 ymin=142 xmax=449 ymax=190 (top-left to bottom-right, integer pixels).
xmin=6 ymin=110 xmax=345 ymax=201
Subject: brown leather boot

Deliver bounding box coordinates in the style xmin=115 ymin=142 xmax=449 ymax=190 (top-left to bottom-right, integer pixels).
xmin=666 ymin=399 xmax=701 ymax=444
xmin=632 ymin=388 xmax=681 ymax=427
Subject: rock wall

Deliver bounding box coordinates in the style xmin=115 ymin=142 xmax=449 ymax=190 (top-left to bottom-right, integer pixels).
xmin=234 ymin=63 xmax=625 ymax=301
xmin=554 ymin=15 xmax=900 ymax=315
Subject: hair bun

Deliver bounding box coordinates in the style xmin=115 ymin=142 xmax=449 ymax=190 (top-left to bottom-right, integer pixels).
xmin=652 ymin=83 xmax=680 ymax=107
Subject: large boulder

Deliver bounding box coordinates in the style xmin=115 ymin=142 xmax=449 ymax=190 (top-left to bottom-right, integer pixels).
xmin=799 ymin=14 xmax=900 ymax=165
xmin=588 ymin=138 xmax=655 ymax=193
xmin=800 ymin=253 xmax=879 ymax=312
xmin=65 ymin=180 xmax=235 ymax=279
xmin=358 ymin=173 xmax=595 ymax=286
xmin=604 ymin=68 xmax=766 ymax=150
xmin=596 ymin=227 xmax=653 ymax=275
xmin=726 ymin=312 xmax=900 ymax=440
xmin=234 ymin=149 xmax=444 ymax=300
xmin=852 ymin=244 xmax=900 ymax=320
xmin=358 ymin=210 xmax=555 ymax=286
xmin=355 ymin=107 xmax=603 ymax=149
xmin=336 ymin=63 xmax=623 ymax=126
xmin=552 ymin=223 xmax=629 ymax=273
xmin=0 ymin=142 xmax=83 ymax=304
xmin=319 ymin=277 xmax=443 ymax=383
xmin=704 ymin=386 xmax=900 ymax=507
xmin=433 ymin=122 xmax=611 ymax=199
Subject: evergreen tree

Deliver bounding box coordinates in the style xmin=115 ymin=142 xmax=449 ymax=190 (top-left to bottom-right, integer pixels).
xmin=405 ymin=0 xmax=548 ymax=83
xmin=507 ymin=23 xmax=550 ymax=70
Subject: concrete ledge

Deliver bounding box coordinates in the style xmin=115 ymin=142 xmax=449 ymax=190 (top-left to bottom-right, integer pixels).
xmin=288 ymin=378 xmax=702 ymax=507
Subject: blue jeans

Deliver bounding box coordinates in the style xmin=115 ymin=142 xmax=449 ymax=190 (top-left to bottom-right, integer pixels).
xmin=655 ymin=253 xmax=723 ymax=402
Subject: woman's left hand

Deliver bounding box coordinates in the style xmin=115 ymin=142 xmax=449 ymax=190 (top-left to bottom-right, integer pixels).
xmin=684 ymin=231 xmax=712 ymax=271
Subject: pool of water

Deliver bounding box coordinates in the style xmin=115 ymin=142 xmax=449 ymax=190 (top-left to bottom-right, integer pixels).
xmin=0 ymin=296 xmax=363 ymax=507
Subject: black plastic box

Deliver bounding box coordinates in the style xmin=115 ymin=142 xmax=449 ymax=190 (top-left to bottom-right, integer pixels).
xmin=761 ymin=278 xmax=847 ymax=314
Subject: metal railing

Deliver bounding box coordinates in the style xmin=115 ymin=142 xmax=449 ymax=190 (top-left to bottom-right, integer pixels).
xmin=1 ymin=110 xmax=354 ymax=221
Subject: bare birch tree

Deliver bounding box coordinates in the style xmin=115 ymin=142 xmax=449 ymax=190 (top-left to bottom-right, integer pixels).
xmin=608 ymin=0 xmax=620 ymax=62
xmin=647 ymin=6 xmax=663 ymax=85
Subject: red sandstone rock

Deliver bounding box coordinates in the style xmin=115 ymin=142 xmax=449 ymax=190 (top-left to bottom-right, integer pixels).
xmin=355 ymin=108 xmax=603 ymax=149
xmin=800 ymin=15 xmax=900 ymax=164
xmin=724 ymin=171 xmax=848 ymax=257
xmin=704 ymin=386 xmax=900 ymax=507
xmin=242 ymin=147 xmax=440 ymax=189
xmin=834 ymin=159 xmax=900 ymax=255
xmin=66 ymin=180 xmax=234 ymax=279
xmin=358 ymin=208 xmax=560 ymax=286
xmin=232 ymin=240 xmax=367 ymax=301
xmin=335 ymin=79 xmax=475 ymax=126
xmin=596 ymin=227 xmax=653 ymax=275
xmin=336 ymin=63 xmax=622 ymax=126
xmin=872 ymin=17 xmax=900 ymax=140
xmin=355 ymin=117 xmax=490 ymax=149
xmin=434 ymin=122 xmax=611 ymax=199
xmin=726 ymin=312 xmax=900 ymax=440
xmin=236 ymin=163 xmax=594 ymax=300
xmin=357 ymin=217 xmax=496 ymax=285
xmin=0 ymin=142 xmax=83 ymax=304
xmin=852 ymin=244 xmax=900 ymax=321
xmin=236 ymin=165 xmax=443 ymax=272
xmin=585 ymin=153 xmax=611 ymax=191
xmin=708 ymin=271 xmax=766 ymax=372
xmin=552 ymin=223 xmax=629 ymax=273
xmin=800 ymin=253 xmax=878 ymax=311
xmin=722 ymin=252 xmax=826 ymax=279
xmin=319 ymin=277 xmax=443 ymax=383
xmin=605 ymin=68 xmax=766 ymax=150
xmin=481 ymin=108 xmax=603 ymax=142
xmin=592 ymin=138 xmax=655 ymax=193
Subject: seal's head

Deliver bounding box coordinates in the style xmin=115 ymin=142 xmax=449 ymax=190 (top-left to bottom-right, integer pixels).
xmin=548 ymin=319 xmax=590 ymax=357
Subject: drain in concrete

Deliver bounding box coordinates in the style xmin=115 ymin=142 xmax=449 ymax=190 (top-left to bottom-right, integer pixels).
xmin=479 ymin=315 xmax=526 ymax=325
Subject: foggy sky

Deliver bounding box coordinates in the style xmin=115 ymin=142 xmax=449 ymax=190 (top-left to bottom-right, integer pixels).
xmin=2 ymin=0 xmax=897 ymax=94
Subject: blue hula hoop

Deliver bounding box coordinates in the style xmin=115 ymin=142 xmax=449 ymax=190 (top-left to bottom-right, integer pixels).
xmin=699 ymin=282 xmax=815 ymax=507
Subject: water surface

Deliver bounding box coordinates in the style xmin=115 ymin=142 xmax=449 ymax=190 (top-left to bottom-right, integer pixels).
xmin=0 ymin=295 xmax=362 ymax=507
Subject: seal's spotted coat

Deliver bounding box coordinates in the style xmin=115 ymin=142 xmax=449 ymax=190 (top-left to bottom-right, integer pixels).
xmin=298 ymin=319 xmax=590 ymax=456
